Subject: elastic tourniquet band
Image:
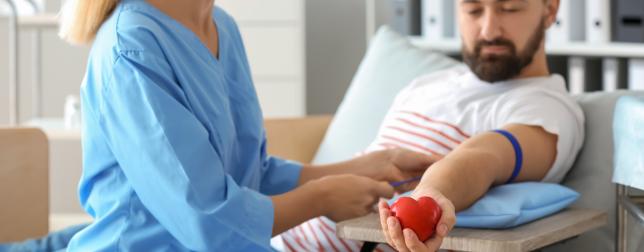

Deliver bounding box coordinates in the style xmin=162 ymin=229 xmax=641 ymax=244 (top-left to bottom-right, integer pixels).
xmin=493 ymin=129 xmax=523 ymax=184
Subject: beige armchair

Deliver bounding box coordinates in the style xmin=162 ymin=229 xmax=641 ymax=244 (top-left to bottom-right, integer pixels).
xmin=264 ymin=115 xmax=333 ymax=164
xmin=0 ymin=128 xmax=49 ymax=243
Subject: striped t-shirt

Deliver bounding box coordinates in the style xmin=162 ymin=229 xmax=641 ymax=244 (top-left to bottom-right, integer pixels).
xmin=280 ymin=65 xmax=585 ymax=251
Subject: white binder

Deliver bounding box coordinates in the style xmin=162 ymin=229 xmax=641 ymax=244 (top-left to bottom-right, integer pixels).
xmin=452 ymin=0 xmax=460 ymax=40
xmin=602 ymin=58 xmax=619 ymax=92
xmin=586 ymin=0 xmax=611 ymax=43
xmin=548 ymin=0 xmax=585 ymax=44
xmin=628 ymin=59 xmax=644 ymax=90
xmin=421 ymin=0 xmax=456 ymax=42
xmin=568 ymin=57 xmax=587 ymax=95
xmin=443 ymin=0 xmax=456 ymax=39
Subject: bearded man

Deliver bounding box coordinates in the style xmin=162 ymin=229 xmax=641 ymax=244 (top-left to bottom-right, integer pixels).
xmin=281 ymin=1 xmax=584 ymax=251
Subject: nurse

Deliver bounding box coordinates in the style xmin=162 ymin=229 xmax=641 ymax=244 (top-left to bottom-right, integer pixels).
xmin=59 ymin=0 xmax=435 ymax=250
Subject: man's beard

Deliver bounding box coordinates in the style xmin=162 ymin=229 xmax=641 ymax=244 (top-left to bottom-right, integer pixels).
xmin=462 ymin=20 xmax=545 ymax=83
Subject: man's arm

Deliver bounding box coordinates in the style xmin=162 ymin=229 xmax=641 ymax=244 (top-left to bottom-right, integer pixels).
xmin=417 ymin=123 xmax=558 ymax=211
xmin=379 ymin=124 xmax=558 ymax=252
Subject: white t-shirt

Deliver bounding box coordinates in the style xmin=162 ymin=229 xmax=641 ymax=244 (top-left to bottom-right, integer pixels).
xmin=365 ymin=64 xmax=585 ymax=183
xmin=280 ymin=65 xmax=585 ymax=252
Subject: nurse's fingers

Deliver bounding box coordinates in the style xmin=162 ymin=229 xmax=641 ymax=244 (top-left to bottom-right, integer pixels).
xmin=372 ymin=181 xmax=395 ymax=199
xmin=390 ymin=148 xmax=442 ymax=173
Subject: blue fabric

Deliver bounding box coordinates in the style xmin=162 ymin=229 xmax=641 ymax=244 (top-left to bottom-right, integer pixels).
xmin=312 ymin=26 xmax=460 ymax=164
xmin=69 ymin=0 xmax=302 ymax=251
xmin=492 ymin=130 xmax=523 ymax=184
xmin=388 ymin=182 xmax=579 ymax=229
xmin=0 ymin=224 xmax=88 ymax=252
xmin=613 ymin=96 xmax=644 ymax=190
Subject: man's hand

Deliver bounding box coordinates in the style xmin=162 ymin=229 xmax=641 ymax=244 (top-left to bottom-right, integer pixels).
xmin=378 ymin=187 xmax=456 ymax=252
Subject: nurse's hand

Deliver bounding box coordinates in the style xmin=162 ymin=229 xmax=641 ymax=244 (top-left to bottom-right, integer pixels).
xmin=378 ymin=187 xmax=456 ymax=252
xmin=353 ymin=148 xmax=440 ymax=191
xmin=313 ymin=174 xmax=395 ymax=222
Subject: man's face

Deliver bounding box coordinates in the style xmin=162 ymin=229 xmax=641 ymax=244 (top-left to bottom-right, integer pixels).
xmin=458 ymin=0 xmax=554 ymax=83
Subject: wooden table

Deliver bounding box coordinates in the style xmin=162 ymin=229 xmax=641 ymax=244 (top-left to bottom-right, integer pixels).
xmin=336 ymin=208 xmax=607 ymax=252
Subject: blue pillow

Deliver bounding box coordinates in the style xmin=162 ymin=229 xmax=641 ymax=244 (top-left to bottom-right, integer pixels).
xmin=388 ymin=182 xmax=579 ymax=229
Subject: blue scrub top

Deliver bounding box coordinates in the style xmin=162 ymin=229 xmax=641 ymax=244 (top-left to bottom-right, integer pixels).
xmin=67 ymin=0 xmax=302 ymax=251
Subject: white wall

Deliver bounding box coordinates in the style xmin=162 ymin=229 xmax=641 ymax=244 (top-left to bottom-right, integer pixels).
xmin=0 ymin=13 xmax=89 ymax=126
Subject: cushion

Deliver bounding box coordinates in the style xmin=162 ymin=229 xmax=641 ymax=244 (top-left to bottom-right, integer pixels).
xmin=312 ymin=26 xmax=460 ymax=164
xmin=388 ymin=182 xmax=579 ymax=229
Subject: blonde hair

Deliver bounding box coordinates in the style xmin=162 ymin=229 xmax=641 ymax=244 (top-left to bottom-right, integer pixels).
xmin=59 ymin=0 xmax=119 ymax=45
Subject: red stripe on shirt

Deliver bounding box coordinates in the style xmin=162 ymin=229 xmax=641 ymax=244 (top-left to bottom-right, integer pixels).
xmin=305 ymin=221 xmax=325 ymax=251
xmin=284 ymin=230 xmax=308 ymax=252
xmin=381 ymin=135 xmax=441 ymax=156
xmin=295 ymin=226 xmax=316 ymax=250
xmin=395 ymin=117 xmax=463 ymax=145
xmin=294 ymin=226 xmax=309 ymax=244
xmin=316 ymin=222 xmax=341 ymax=252
xmin=399 ymin=111 xmax=471 ymax=138
xmin=282 ymin=235 xmax=298 ymax=252
xmin=317 ymin=217 xmax=354 ymax=252
xmin=294 ymin=228 xmax=314 ymax=251
xmin=386 ymin=125 xmax=453 ymax=152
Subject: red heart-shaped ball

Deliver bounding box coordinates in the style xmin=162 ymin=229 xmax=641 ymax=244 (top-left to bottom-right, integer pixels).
xmin=390 ymin=196 xmax=442 ymax=241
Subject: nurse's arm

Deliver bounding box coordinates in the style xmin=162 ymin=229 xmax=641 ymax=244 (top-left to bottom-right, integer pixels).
xmin=271 ymin=173 xmax=394 ymax=235
xmin=297 ymin=148 xmax=438 ymax=187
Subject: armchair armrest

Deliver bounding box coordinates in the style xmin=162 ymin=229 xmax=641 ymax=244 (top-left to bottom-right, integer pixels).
xmin=0 ymin=128 xmax=49 ymax=242
xmin=264 ymin=115 xmax=333 ymax=163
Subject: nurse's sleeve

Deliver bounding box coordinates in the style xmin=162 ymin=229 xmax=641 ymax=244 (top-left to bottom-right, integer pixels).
xmin=95 ymin=51 xmax=274 ymax=251
xmin=258 ymin=138 xmax=303 ymax=195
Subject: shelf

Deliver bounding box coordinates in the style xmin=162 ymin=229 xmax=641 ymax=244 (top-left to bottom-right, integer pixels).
xmin=22 ymin=118 xmax=81 ymax=141
xmin=410 ymin=38 xmax=644 ymax=58
xmin=17 ymin=14 xmax=58 ymax=29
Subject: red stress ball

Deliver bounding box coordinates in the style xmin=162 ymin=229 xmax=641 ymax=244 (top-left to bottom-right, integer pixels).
xmin=390 ymin=196 xmax=442 ymax=241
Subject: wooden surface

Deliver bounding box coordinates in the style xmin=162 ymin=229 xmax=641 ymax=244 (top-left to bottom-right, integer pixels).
xmin=0 ymin=128 xmax=49 ymax=242
xmin=337 ymin=208 xmax=607 ymax=252
xmin=264 ymin=115 xmax=332 ymax=163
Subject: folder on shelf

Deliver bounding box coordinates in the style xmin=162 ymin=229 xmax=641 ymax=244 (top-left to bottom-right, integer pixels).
xmin=568 ymin=57 xmax=587 ymax=95
xmin=389 ymin=0 xmax=422 ymax=36
xmin=628 ymin=59 xmax=644 ymax=90
xmin=453 ymin=1 xmax=460 ymax=41
xmin=614 ymin=0 xmax=644 ymax=43
xmin=603 ymin=58 xmax=619 ymax=92
xmin=443 ymin=0 xmax=456 ymax=39
xmin=421 ymin=0 xmax=456 ymax=42
xmin=548 ymin=0 xmax=585 ymax=44
xmin=586 ymin=0 xmax=611 ymax=44
xmin=568 ymin=57 xmax=602 ymax=94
